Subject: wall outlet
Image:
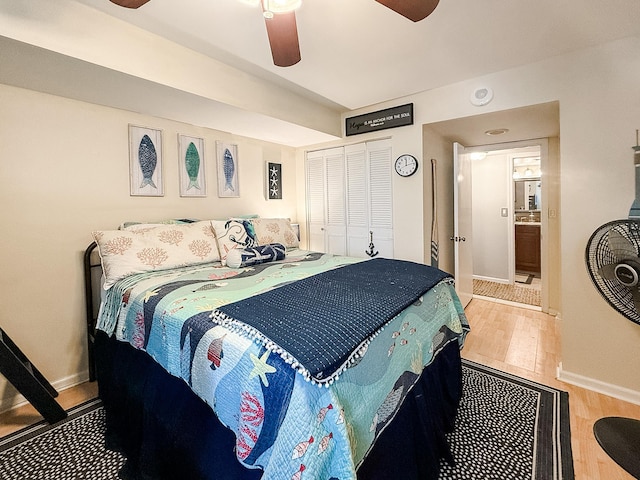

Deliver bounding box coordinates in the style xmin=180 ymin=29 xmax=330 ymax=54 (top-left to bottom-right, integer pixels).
xmin=549 ymin=208 xmax=557 ymax=219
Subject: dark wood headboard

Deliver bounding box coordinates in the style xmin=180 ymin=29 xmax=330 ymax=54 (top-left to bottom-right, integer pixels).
xmin=83 ymin=242 xmax=101 ymax=381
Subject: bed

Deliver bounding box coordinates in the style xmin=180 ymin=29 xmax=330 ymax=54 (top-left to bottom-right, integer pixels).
xmin=85 ymin=218 xmax=469 ymax=480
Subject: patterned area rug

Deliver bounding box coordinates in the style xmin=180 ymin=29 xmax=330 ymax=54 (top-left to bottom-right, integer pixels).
xmin=0 ymin=398 xmax=125 ymax=479
xmin=440 ymin=360 xmax=574 ymax=479
xmin=474 ymin=279 xmax=541 ymax=307
xmin=0 ymin=362 xmax=573 ymax=479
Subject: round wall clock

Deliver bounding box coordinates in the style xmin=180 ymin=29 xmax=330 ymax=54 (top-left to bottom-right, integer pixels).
xmin=395 ymin=154 xmax=418 ymax=177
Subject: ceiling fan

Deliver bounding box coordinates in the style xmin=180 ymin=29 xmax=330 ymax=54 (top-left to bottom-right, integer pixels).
xmin=108 ymin=0 xmax=440 ymax=67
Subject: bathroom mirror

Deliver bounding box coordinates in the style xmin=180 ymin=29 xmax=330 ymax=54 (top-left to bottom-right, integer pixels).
xmin=514 ymin=179 xmax=541 ymax=211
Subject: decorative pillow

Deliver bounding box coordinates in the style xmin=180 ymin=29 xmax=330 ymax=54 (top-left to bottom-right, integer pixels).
xmin=250 ymin=218 xmax=299 ymax=249
xmin=225 ymin=243 xmax=286 ymax=268
xmin=93 ymin=220 xmax=219 ymax=289
xmin=119 ymin=218 xmax=198 ymax=230
xmin=211 ymin=219 xmax=258 ymax=265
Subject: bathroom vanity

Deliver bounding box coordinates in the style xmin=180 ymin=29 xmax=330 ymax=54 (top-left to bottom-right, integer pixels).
xmin=515 ymin=222 xmax=541 ymax=273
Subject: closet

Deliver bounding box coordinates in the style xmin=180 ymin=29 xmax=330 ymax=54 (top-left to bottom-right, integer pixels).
xmin=305 ymin=139 xmax=393 ymax=258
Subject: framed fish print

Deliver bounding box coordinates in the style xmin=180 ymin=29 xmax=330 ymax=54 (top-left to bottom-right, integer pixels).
xmin=266 ymin=161 xmax=282 ymax=200
xmin=129 ymin=125 xmax=163 ymax=196
xmin=216 ymin=141 xmax=239 ymax=198
xmin=178 ymin=134 xmax=206 ymax=197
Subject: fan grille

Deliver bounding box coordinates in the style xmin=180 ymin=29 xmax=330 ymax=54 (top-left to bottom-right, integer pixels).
xmin=585 ymin=219 xmax=640 ymax=325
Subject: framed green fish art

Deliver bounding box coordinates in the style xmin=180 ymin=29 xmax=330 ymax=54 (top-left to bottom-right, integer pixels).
xmin=129 ymin=125 xmax=164 ymax=197
xmin=216 ymin=141 xmax=240 ymax=198
xmin=178 ymin=134 xmax=206 ymax=197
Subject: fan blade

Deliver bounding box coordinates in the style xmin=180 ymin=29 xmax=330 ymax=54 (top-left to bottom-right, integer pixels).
xmin=109 ymin=0 xmax=151 ymax=8
xmin=263 ymin=11 xmax=301 ymax=67
xmin=631 ymin=286 xmax=640 ymax=314
xmin=608 ymin=229 xmax=637 ymax=261
xmin=598 ymin=263 xmax=618 ymax=280
xmin=375 ymin=0 xmax=440 ymax=22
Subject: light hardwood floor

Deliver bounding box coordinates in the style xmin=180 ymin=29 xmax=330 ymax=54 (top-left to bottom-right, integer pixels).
xmin=1 ymin=298 xmax=639 ymax=478
xmin=0 ymin=380 xmax=98 ymax=438
xmin=463 ymin=298 xmax=640 ymax=480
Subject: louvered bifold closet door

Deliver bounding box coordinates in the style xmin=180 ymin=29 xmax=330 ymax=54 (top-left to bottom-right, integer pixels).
xmin=305 ymin=151 xmax=327 ymax=252
xmin=367 ymin=139 xmax=394 ymax=258
xmin=324 ymin=150 xmax=347 ymax=255
xmin=345 ymin=143 xmax=369 ymax=257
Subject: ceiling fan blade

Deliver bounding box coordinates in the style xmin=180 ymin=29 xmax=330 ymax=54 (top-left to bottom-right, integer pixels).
xmin=375 ymin=0 xmax=440 ymax=22
xmin=608 ymin=229 xmax=637 ymax=261
xmin=263 ymin=11 xmax=301 ymax=67
xmin=109 ymin=0 xmax=151 ymax=8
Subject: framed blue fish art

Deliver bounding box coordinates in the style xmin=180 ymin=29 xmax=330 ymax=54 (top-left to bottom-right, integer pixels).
xmin=178 ymin=134 xmax=206 ymax=197
xmin=129 ymin=125 xmax=164 ymax=196
xmin=216 ymin=141 xmax=240 ymax=198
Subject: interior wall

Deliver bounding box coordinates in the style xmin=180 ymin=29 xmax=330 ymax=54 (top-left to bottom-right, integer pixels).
xmin=343 ymin=36 xmax=640 ymax=399
xmin=0 ymin=83 xmax=299 ymax=411
xmin=546 ymin=137 xmax=561 ymax=315
xmin=422 ymin=127 xmax=455 ymax=275
xmin=471 ymin=152 xmax=511 ymax=282
xmin=298 ymin=129 xmax=425 ymax=264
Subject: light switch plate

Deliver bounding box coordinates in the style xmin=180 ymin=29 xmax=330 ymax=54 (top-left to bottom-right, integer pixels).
xmin=501 ymin=207 xmax=509 ymax=217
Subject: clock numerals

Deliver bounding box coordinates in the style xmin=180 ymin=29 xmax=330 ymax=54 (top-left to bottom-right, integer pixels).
xmin=395 ymin=154 xmax=418 ymax=177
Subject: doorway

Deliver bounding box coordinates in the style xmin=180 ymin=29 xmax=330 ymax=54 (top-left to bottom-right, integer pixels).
xmin=423 ymin=101 xmax=560 ymax=315
xmin=469 ymin=143 xmax=543 ymax=309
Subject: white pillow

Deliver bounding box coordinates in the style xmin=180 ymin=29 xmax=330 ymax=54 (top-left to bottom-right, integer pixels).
xmin=93 ymin=220 xmax=219 ymax=289
xmin=250 ymin=218 xmax=299 ymax=249
xmin=211 ymin=219 xmax=258 ymax=265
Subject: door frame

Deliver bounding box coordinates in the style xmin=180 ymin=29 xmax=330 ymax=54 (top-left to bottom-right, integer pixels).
xmin=464 ymin=138 xmax=549 ymax=313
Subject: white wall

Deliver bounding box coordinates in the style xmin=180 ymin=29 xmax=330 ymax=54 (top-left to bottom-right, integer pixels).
xmin=338 ymin=35 xmax=640 ymax=400
xmin=472 ymin=152 xmax=511 ymax=282
xmin=0 ymin=84 xmax=300 ymax=411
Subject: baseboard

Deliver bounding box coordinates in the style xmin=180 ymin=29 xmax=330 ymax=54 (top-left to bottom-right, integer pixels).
xmin=473 ymin=275 xmax=509 ymax=284
xmin=0 ymin=370 xmax=90 ymax=415
xmin=557 ymin=362 xmax=640 ymax=406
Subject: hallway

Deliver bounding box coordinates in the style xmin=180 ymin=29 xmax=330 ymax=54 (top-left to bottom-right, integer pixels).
xmin=473 ymin=275 xmax=541 ymax=308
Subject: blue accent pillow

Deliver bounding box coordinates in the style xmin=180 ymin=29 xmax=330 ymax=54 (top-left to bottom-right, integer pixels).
xmin=225 ymin=243 xmax=286 ymax=268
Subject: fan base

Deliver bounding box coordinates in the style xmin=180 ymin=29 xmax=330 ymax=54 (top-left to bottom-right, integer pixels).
xmin=593 ymin=416 xmax=640 ymax=478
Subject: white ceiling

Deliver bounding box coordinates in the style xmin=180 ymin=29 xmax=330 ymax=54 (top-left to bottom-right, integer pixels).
xmin=3 ymin=1 xmax=639 ymax=146
xmin=76 ymin=0 xmax=640 ymax=111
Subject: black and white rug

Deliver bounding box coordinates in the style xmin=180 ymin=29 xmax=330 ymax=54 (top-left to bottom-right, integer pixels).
xmin=0 ymin=361 xmax=574 ymax=480
xmin=440 ymin=360 xmax=574 ymax=479
xmin=0 ymin=398 xmax=125 ymax=479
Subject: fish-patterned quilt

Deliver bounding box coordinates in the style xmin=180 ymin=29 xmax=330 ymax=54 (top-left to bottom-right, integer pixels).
xmin=97 ymin=250 xmax=469 ymax=480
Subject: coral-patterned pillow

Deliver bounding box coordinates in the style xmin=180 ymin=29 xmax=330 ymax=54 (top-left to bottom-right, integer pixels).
xmin=93 ymin=220 xmax=219 ymax=289
xmin=250 ymin=218 xmax=299 ymax=249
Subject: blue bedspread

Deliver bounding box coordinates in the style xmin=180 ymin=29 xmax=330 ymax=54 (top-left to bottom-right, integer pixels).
xmin=215 ymin=258 xmax=451 ymax=384
xmin=97 ymin=250 xmax=469 ymax=480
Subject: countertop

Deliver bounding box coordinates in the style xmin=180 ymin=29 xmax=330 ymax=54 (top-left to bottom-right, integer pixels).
xmin=515 ymin=221 xmax=541 ymax=226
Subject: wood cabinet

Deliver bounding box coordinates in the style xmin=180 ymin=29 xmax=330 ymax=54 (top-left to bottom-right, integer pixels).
xmin=515 ymin=224 xmax=541 ymax=274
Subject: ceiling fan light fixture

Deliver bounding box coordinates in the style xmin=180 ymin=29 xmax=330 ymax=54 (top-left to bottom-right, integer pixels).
xmin=262 ymin=0 xmax=301 ymax=14
xmin=469 ymin=152 xmax=487 ymax=161
xmin=485 ymin=128 xmax=509 ymax=136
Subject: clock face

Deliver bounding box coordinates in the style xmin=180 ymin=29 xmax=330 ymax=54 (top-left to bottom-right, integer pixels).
xmin=395 ymin=154 xmax=418 ymax=177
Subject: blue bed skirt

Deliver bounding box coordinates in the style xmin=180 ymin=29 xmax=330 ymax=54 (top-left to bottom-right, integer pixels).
xmin=95 ymin=332 xmax=462 ymax=480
